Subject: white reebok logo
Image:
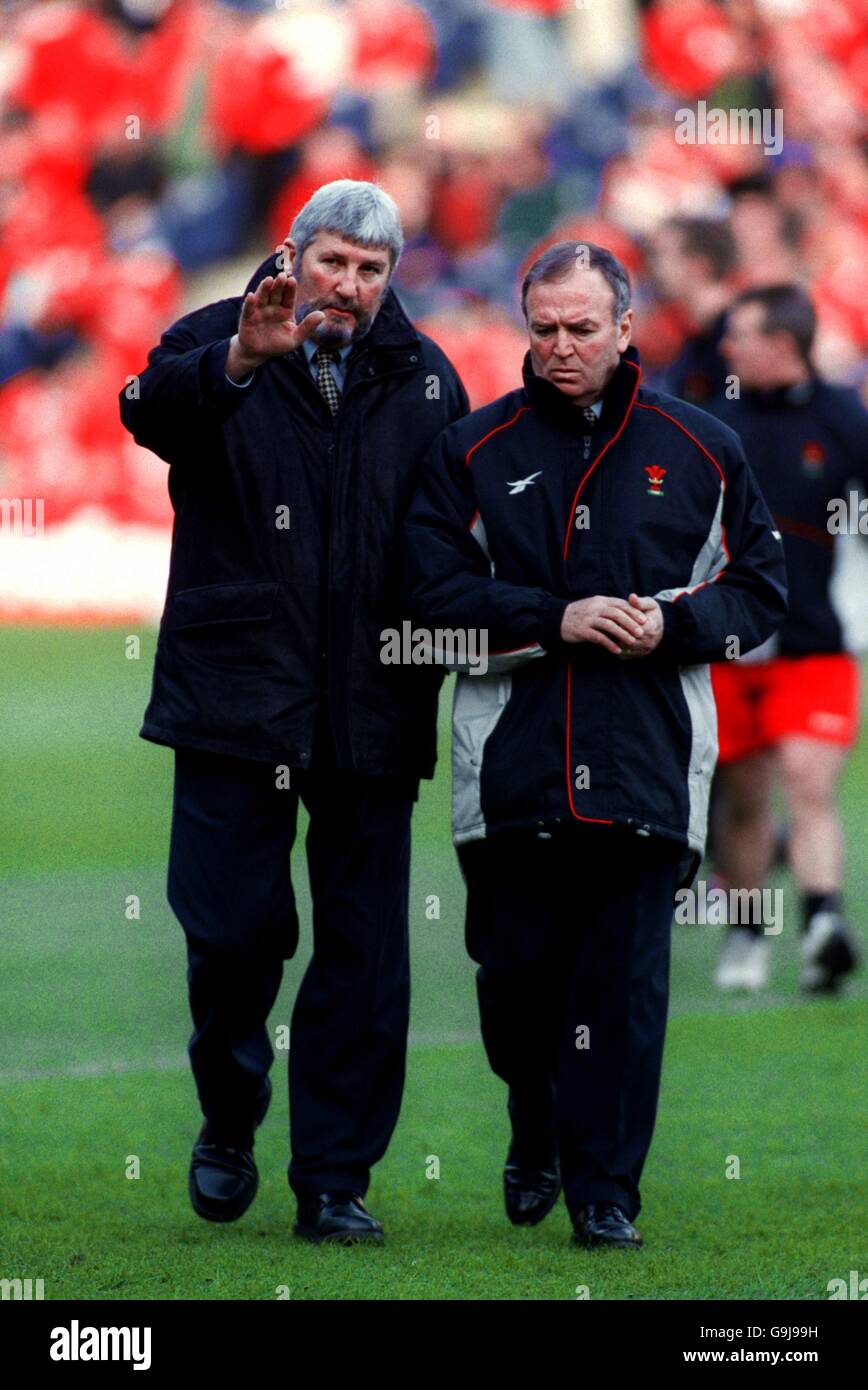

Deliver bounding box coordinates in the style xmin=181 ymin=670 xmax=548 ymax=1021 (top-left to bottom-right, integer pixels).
xmin=507 ymin=472 xmax=542 ymax=495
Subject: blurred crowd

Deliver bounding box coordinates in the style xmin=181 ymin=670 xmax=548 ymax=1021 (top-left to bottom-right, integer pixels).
xmin=0 ymin=0 xmax=866 ymax=533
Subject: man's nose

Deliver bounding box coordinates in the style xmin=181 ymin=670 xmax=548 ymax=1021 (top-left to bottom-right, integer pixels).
xmin=334 ymin=270 xmax=357 ymax=299
xmin=554 ymin=335 xmax=573 ymax=357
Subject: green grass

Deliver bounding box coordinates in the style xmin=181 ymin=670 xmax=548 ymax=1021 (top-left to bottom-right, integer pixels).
xmin=0 ymin=627 xmax=866 ymax=1299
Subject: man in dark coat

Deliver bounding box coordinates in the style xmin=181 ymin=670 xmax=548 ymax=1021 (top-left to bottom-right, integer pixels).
xmin=404 ymin=241 xmax=787 ymax=1250
xmin=119 ymin=180 xmax=468 ymax=1243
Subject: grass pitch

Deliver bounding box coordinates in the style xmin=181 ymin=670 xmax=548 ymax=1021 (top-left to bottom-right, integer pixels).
xmin=0 ymin=627 xmax=865 ymax=1299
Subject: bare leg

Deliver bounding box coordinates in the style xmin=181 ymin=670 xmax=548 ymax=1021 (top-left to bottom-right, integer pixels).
xmin=713 ymin=751 xmax=777 ymax=989
xmin=777 ymin=738 xmax=847 ymax=893
xmin=715 ymin=750 xmax=777 ymax=892
xmin=777 ymin=737 xmax=859 ymax=991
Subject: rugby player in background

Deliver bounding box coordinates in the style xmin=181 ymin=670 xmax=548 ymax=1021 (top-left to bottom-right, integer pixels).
xmin=708 ymin=284 xmax=866 ymax=993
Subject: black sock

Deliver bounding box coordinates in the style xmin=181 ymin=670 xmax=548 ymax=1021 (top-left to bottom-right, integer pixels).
xmin=802 ymin=891 xmax=842 ymax=932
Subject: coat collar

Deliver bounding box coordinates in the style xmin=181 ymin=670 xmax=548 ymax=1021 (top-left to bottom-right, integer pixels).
xmin=742 ymin=376 xmax=818 ymax=410
xmin=521 ymin=344 xmax=642 ymax=437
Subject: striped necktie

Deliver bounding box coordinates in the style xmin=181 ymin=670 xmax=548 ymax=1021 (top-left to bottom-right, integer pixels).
xmin=314 ymin=348 xmax=341 ymax=416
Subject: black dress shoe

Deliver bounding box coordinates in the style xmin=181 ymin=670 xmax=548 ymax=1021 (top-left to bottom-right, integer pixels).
xmin=572 ymin=1202 xmax=643 ymax=1249
xmin=188 ymin=1077 xmax=272 ymax=1224
xmin=294 ymin=1192 xmax=384 ymax=1245
xmin=504 ymin=1146 xmax=561 ymax=1226
xmin=189 ymin=1135 xmax=258 ymax=1223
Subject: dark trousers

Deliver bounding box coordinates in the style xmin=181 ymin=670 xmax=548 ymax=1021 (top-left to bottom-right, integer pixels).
xmin=167 ymin=732 xmax=416 ymax=1199
xmin=458 ymin=825 xmax=682 ymax=1221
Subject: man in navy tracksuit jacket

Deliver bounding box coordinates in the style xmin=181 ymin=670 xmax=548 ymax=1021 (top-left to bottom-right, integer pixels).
xmin=707 ymin=284 xmax=866 ymax=995
xmin=405 ymin=242 xmax=787 ymax=1248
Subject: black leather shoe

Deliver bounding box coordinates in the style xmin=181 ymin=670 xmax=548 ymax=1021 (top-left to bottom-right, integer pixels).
xmin=189 ymin=1136 xmax=258 ymax=1223
xmin=572 ymin=1202 xmax=643 ymax=1249
xmin=188 ymin=1077 xmax=272 ymax=1224
xmin=294 ymin=1192 xmax=384 ymax=1245
xmin=504 ymin=1146 xmax=561 ymax=1226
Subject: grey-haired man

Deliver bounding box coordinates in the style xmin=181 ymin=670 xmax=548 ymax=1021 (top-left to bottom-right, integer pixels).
xmin=120 ymin=181 xmax=469 ymax=1242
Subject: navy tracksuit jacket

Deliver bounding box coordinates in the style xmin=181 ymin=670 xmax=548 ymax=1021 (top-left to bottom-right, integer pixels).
xmin=707 ymin=378 xmax=868 ymax=655
xmin=405 ymin=345 xmax=788 ymax=878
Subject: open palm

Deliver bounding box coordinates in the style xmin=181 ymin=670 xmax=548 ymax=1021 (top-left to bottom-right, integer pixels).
xmin=237 ymin=271 xmax=325 ymax=363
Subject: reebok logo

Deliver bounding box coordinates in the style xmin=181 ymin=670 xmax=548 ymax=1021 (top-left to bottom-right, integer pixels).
xmin=507 ymin=472 xmax=541 ymax=495
xmin=49 ymin=1320 xmax=152 ymax=1370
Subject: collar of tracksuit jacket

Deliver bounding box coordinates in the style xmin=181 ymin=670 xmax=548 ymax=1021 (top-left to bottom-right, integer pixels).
xmin=244 ymin=253 xmax=423 ymax=394
xmin=520 ymin=343 xmax=642 ymax=442
xmin=740 ymin=377 xmax=819 ymax=411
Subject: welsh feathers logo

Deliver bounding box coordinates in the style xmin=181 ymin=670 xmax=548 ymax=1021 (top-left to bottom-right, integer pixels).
xmin=645 ymin=465 xmax=667 ymax=497
xmin=801 ymin=440 xmax=825 ymax=474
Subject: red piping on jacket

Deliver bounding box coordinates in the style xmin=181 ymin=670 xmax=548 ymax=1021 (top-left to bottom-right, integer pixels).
xmin=672 ymin=573 xmax=724 ymax=603
xmin=466 ymin=408 xmax=531 ymax=537
xmin=775 ymin=514 xmax=835 ymax=551
xmin=464 ymin=406 xmax=531 ymax=470
xmin=634 ymin=402 xmax=731 ymax=569
xmin=634 ymin=403 xmax=726 ymax=483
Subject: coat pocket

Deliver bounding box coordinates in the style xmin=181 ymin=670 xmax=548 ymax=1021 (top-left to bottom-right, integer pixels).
xmin=167 ymin=581 xmax=279 ymax=630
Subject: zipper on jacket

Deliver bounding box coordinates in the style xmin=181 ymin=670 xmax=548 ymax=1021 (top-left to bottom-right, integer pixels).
xmin=582 ymin=433 xmax=592 ymax=461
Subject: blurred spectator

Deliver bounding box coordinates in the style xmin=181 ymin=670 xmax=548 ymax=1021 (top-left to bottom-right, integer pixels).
xmin=728 ymin=174 xmax=803 ymax=287
xmin=649 ymin=215 xmax=737 ymax=405
xmin=0 ymin=0 xmax=865 ymax=618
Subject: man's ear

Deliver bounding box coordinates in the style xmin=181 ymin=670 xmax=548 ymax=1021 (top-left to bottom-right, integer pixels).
xmin=617 ymin=308 xmax=633 ymax=352
xmin=277 ymin=238 xmax=296 ymax=275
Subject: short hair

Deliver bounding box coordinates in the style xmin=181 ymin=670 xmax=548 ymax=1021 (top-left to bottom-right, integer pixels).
xmin=662 ymin=216 xmax=736 ymax=280
xmin=521 ymin=241 xmax=631 ymax=322
xmin=289 ymin=179 xmax=404 ymax=272
xmin=732 ymin=283 xmax=817 ymax=362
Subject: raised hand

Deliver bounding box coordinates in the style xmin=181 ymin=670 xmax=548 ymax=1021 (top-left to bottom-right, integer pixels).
xmin=226 ymin=272 xmax=325 ymax=380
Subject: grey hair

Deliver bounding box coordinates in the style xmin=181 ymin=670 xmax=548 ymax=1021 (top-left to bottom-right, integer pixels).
xmin=289 ymin=179 xmax=404 ymax=272
xmin=521 ymin=241 xmax=632 ymax=322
